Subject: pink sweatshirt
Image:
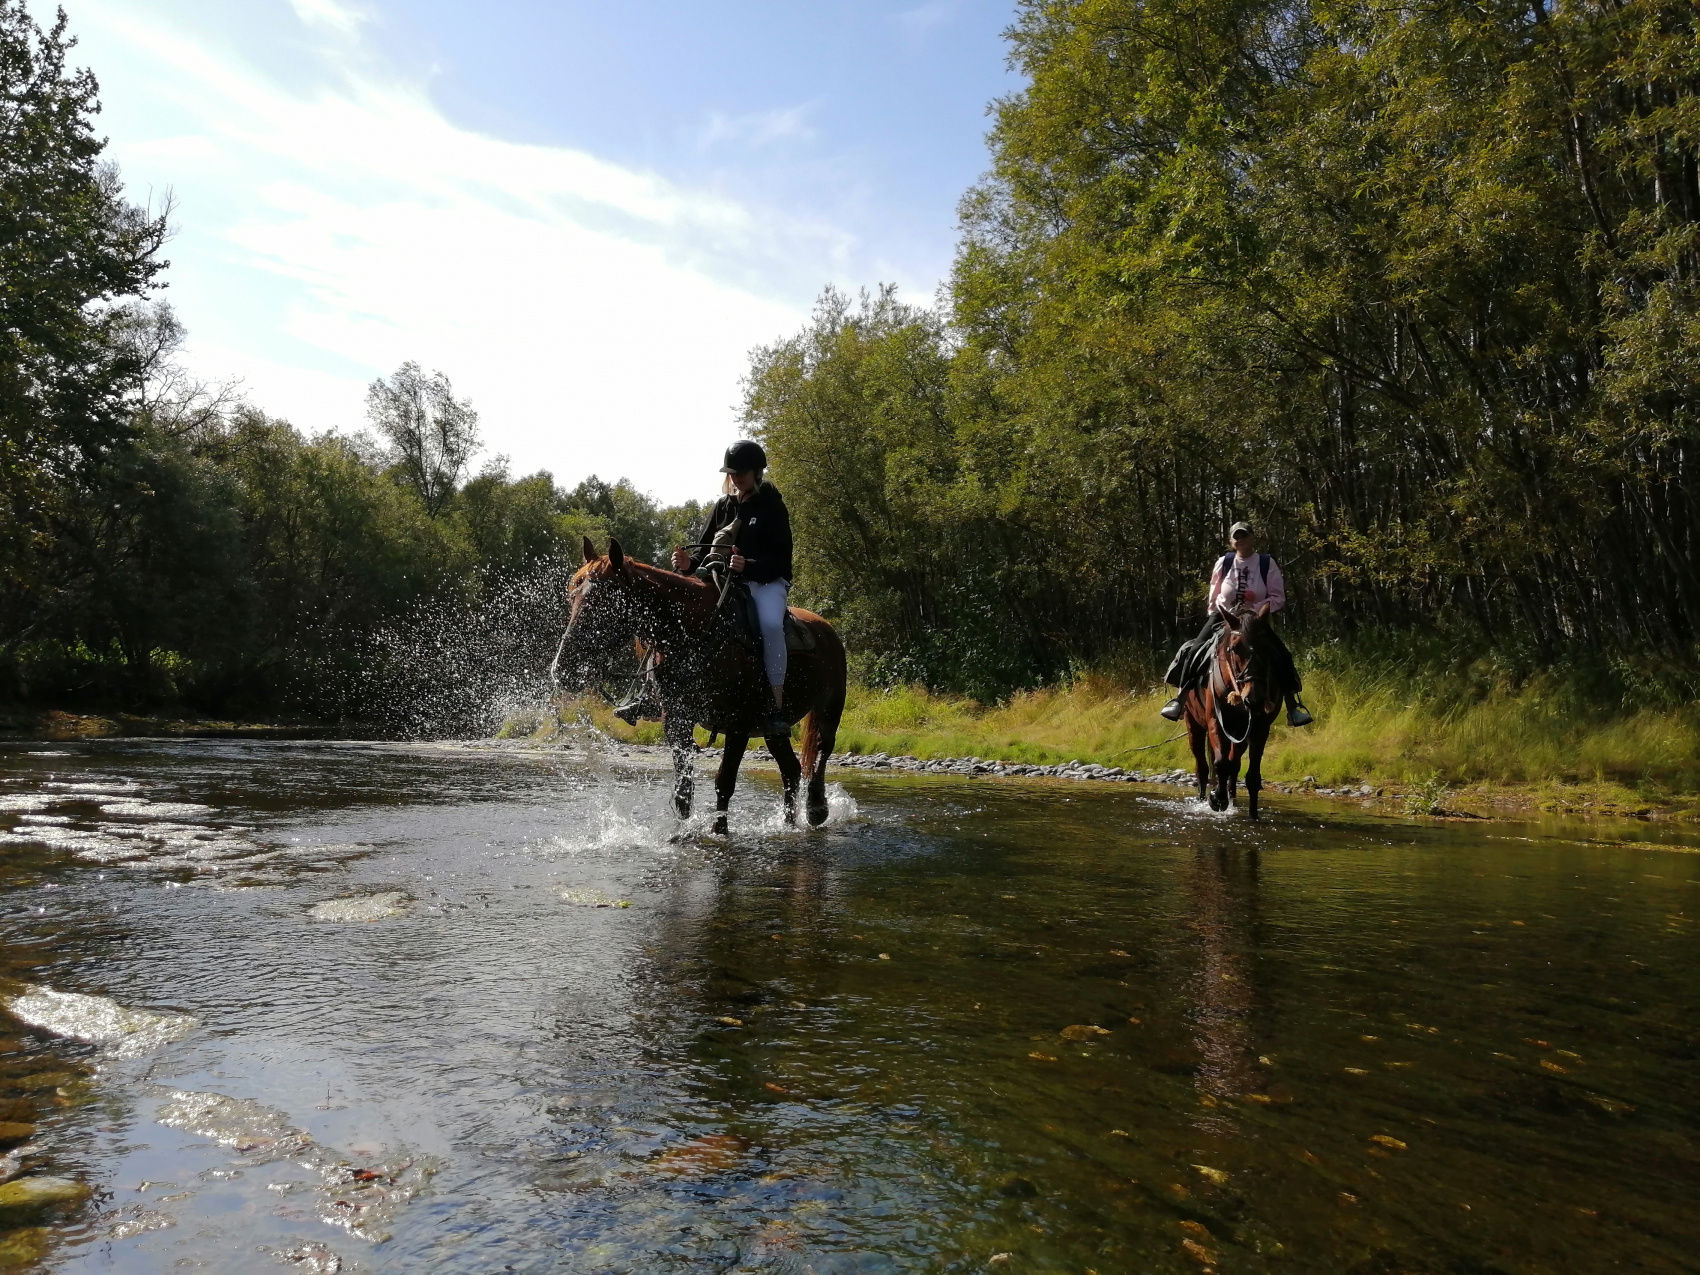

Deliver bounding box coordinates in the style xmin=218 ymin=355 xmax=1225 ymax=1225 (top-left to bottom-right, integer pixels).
xmin=1208 ymin=551 xmax=1286 ymax=615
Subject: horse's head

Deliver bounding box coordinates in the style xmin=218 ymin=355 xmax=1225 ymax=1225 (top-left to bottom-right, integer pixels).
xmin=1220 ymin=603 xmax=1277 ymax=715
xmin=550 ymin=536 xmax=644 ymax=694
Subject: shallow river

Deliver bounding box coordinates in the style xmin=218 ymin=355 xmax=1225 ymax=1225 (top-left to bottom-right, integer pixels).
xmin=0 ymin=738 xmax=1695 ymax=1273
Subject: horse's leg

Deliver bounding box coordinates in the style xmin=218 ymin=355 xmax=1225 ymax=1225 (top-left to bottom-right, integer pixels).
xmin=1187 ymin=715 xmax=1210 ymax=802
xmin=1246 ymin=718 xmax=1270 ymax=821
xmin=1210 ymin=734 xmax=1230 ymax=812
xmin=768 ymin=728 xmax=804 ymax=825
xmin=665 ymin=717 xmax=695 ymax=819
xmin=801 ymin=682 xmax=845 ymax=827
xmin=713 ymin=733 xmax=748 ymax=835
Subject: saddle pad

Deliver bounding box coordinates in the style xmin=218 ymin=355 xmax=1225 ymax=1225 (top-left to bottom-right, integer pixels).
xmin=784 ymin=612 xmax=816 ymax=652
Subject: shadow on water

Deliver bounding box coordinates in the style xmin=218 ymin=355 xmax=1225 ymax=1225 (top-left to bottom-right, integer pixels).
xmin=0 ymin=740 xmax=1694 ymax=1271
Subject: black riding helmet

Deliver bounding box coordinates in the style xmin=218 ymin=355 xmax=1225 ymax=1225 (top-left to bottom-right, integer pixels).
xmin=720 ymin=440 xmax=767 ymax=474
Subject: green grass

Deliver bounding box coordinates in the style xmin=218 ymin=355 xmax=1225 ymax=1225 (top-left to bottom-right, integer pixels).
xmin=833 ymin=668 xmax=1700 ymax=808
xmin=538 ymin=663 xmax=1700 ymax=816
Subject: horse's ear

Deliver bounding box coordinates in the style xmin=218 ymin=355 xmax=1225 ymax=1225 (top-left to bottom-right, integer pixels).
xmin=581 ymin=535 xmax=597 ymax=564
xmin=607 ymin=538 xmax=625 ymax=570
xmin=1256 ymin=601 xmax=1271 ymax=621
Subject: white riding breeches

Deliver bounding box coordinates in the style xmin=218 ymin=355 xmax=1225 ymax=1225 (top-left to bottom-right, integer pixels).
xmin=748 ymin=579 xmax=790 ymax=688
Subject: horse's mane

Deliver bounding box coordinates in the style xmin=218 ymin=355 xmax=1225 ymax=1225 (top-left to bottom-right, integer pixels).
xmin=573 ymin=554 xmax=720 ymax=625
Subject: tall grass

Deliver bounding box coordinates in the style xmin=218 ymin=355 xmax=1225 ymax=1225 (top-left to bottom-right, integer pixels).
xmin=542 ymin=656 xmax=1700 ymax=810
xmin=834 ymin=668 xmax=1700 ymax=797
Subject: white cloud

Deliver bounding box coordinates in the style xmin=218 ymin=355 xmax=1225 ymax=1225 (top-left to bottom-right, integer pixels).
xmin=69 ymin=2 xmax=854 ymax=503
xmin=288 ymin=0 xmax=370 ymax=37
xmin=698 ymin=104 xmax=817 ymax=151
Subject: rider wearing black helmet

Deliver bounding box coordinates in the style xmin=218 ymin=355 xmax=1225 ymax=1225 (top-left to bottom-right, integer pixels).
xmin=670 ymin=440 xmax=794 ymax=736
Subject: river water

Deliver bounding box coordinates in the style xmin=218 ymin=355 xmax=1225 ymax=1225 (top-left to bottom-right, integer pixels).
xmin=0 ymin=738 xmax=1695 ymax=1273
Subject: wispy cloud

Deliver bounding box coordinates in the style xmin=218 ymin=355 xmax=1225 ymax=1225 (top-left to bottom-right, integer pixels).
xmin=697 ymin=104 xmax=817 ymax=152
xmin=288 ymin=0 xmax=370 ymax=37
xmin=895 ymin=0 xmax=963 ymax=43
xmin=71 ymin=2 xmax=859 ymax=501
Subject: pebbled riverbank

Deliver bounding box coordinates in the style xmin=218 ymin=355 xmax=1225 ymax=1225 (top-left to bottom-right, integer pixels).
xmin=827 ymin=748 xmax=1376 ymax=798
xmin=493 ymin=734 xmax=1684 ymax=825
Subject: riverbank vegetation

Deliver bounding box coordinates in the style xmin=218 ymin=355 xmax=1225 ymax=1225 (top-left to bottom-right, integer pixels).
xmin=0 ymin=2 xmax=701 ymax=717
xmin=737 ymin=0 xmax=1700 ymax=798
xmin=570 ymin=662 xmax=1699 ymax=817
xmin=749 ymin=0 xmax=1700 ymax=712
xmin=4 ymin=0 xmax=1698 ymax=802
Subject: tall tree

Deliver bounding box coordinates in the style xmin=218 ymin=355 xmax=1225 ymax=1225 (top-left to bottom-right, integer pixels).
xmin=0 ymin=0 xmax=169 ymax=611
xmin=365 ymin=361 xmax=481 ymax=517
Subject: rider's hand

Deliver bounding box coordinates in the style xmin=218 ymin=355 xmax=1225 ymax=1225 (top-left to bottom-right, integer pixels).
xmin=670 ymin=547 xmax=691 ymax=571
xmin=729 ymin=551 xmax=747 ymax=573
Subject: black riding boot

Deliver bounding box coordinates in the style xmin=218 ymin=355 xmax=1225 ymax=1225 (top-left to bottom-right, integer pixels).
xmin=765 ymin=685 xmax=790 ymax=739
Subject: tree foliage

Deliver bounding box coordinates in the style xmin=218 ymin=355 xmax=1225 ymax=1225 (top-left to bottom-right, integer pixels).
xmin=0 ymin=0 xmax=168 ymax=598
xmin=750 ymin=0 xmax=1700 ymax=696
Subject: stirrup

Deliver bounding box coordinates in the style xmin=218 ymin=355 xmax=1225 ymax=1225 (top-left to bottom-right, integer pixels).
xmin=1286 ymin=701 xmax=1313 ymax=727
xmin=613 ymin=699 xmax=642 ymax=727
xmin=1159 ymin=697 xmax=1184 ymax=722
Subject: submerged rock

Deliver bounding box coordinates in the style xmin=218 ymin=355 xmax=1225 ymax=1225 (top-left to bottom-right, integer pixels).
xmin=277 ymin=1243 xmax=342 ymax=1273
xmin=157 ymin=1090 xmax=315 ymax=1162
xmin=558 ymin=887 xmax=630 ymax=909
xmin=0 ymin=1175 xmax=91 ymax=1213
xmin=157 ymin=1088 xmax=439 ymax=1244
xmin=649 ymin=1132 xmax=749 ymax=1178
xmin=0 ymin=983 xmax=197 ymax=1058
xmin=104 ymin=1205 xmax=176 ymax=1239
xmin=0 ymin=1226 xmax=49 ymax=1267
xmin=307 ymin=891 xmax=411 ymax=923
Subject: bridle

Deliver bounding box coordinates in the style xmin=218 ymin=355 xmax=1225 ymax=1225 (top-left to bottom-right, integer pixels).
xmin=1209 ymin=618 xmax=1259 ymax=749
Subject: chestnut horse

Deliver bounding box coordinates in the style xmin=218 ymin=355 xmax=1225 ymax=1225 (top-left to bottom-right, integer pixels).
xmin=550 ymin=537 xmax=847 ymax=832
xmin=1182 ymin=604 xmax=1282 ymax=819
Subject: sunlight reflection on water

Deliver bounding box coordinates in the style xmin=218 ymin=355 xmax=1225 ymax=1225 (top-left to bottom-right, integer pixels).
xmin=0 ymin=739 xmax=1692 ymax=1272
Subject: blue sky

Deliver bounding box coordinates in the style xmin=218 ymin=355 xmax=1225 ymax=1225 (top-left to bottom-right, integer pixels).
xmin=67 ymin=0 xmax=1019 ymax=502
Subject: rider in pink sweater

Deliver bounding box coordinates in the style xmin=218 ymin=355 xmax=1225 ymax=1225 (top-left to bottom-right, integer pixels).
xmin=1160 ymin=521 xmax=1312 ymax=726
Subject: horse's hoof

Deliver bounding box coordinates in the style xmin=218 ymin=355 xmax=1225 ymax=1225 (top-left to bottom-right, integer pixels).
xmin=807 ymin=801 xmax=829 ymax=826
xmin=712 ymin=815 xmax=728 ymax=836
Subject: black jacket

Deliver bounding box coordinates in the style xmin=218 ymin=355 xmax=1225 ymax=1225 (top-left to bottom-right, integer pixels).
xmin=687 ymin=483 xmax=793 ymax=585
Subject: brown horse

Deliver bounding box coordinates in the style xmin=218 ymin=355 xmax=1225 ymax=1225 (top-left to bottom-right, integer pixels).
xmin=1182 ymin=604 xmax=1282 ymax=819
xmin=549 ymin=537 xmax=847 ymax=832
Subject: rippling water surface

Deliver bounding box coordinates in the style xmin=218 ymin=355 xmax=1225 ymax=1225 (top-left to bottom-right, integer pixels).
xmin=0 ymin=738 xmax=1695 ymax=1273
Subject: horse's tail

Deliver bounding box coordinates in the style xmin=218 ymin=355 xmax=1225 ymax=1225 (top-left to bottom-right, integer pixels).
xmin=801 ymin=632 xmax=847 ymax=782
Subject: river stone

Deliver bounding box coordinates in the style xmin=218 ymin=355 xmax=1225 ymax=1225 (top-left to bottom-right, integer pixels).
xmin=1 ymin=984 xmax=198 ymax=1058
xmin=0 ymin=1125 xmax=34 ymax=1147
xmin=307 ymin=891 xmax=411 ymax=922
xmin=558 ymin=887 xmax=630 ymax=909
xmin=0 ymin=1226 xmax=49 ymax=1267
xmin=0 ymin=1176 xmax=91 ymax=1212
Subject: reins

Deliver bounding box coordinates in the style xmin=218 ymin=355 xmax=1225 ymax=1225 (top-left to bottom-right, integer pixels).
xmin=1210 ymin=630 xmax=1255 ymax=749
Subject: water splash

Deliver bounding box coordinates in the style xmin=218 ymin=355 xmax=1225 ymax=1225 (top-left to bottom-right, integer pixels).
xmin=303 ymin=559 xmax=602 ymax=739
xmin=530 ymin=777 xmax=687 ymax=859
